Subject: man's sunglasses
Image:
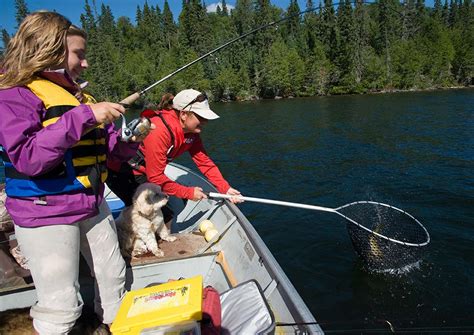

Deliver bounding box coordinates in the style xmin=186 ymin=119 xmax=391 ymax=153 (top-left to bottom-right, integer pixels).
xmin=181 ymin=93 xmax=208 ymax=111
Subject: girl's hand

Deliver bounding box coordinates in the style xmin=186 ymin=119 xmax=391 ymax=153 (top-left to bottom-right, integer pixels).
xmin=90 ymin=102 xmax=125 ymax=124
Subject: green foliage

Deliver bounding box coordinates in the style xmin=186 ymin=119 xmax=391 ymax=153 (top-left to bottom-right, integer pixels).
xmin=391 ymin=39 xmax=424 ymax=88
xmin=10 ymin=0 xmax=467 ymax=103
xmin=262 ymin=40 xmax=305 ymax=97
xmin=305 ymin=41 xmax=334 ymax=95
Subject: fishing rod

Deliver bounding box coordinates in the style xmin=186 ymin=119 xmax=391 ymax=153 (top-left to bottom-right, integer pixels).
xmin=119 ymin=0 xmax=377 ymax=106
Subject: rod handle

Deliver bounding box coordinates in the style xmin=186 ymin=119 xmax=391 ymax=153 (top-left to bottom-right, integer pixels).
xmin=120 ymin=92 xmax=141 ymax=106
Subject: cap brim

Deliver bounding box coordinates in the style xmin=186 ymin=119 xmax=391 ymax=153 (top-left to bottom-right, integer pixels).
xmin=188 ymin=100 xmax=219 ymax=120
xmin=193 ymin=109 xmax=220 ymax=120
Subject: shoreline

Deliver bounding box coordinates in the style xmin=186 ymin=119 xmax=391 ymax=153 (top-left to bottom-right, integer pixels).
xmin=222 ymin=85 xmax=474 ymax=103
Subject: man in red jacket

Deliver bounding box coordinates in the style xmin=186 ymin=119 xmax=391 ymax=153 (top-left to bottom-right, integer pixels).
xmin=107 ymin=89 xmax=241 ymax=205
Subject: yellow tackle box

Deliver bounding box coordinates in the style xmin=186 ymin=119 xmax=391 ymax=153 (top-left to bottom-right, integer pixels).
xmin=110 ymin=276 xmax=203 ymax=335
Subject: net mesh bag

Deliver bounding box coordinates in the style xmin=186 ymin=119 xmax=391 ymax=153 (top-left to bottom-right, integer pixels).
xmin=336 ymin=201 xmax=430 ymax=271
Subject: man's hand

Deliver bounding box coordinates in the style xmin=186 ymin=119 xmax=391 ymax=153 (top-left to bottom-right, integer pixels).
xmin=226 ymin=187 xmax=243 ymax=204
xmin=192 ymin=187 xmax=208 ymax=202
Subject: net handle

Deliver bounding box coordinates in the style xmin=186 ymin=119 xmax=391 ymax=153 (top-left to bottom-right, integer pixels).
xmin=208 ymin=192 xmax=337 ymax=213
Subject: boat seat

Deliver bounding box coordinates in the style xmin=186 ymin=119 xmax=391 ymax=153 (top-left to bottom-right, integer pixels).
xmin=220 ymin=280 xmax=275 ymax=335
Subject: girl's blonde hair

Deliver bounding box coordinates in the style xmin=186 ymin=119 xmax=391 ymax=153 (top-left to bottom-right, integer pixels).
xmin=0 ymin=11 xmax=86 ymax=89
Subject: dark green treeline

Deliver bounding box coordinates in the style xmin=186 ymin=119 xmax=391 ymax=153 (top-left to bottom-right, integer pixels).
xmin=3 ymin=0 xmax=474 ymax=104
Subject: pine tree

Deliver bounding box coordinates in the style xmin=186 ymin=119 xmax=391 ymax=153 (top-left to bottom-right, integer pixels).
xmin=233 ymin=0 xmax=253 ymax=34
xmin=449 ymin=0 xmax=460 ymax=27
xmin=178 ymin=0 xmax=210 ymax=55
xmin=336 ymin=0 xmax=356 ymax=89
xmin=162 ymin=0 xmax=177 ymax=50
xmin=402 ymin=0 xmax=417 ymax=40
xmin=15 ymin=0 xmax=29 ymax=28
xmin=353 ymin=0 xmax=371 ymax=86
xmin=252 ymin=0 xmax=278 ymax=91
xmin=452 ymin=0 xmax=474 ymax=84
xmin=433 ymin=0 xmax=443 ymax=21
xmin=442 ymin=0 xmax=450 ymax=25
xmin=286 ymin=0 xmax=301 ymax=45
xmin=1 ymin=29 xmax=11 ymax=50
xmin=116 ymin=16 xmax=136 ymax=50
xmin=376 ymin=0 xmax=402 ymax=87
xmin=81 ymin=0 xmax=97 ymax=34
xmin=230 ymin=0 xmax=254 ymax=92
xmin=302 ymin=0 xmax=319 ymax=52
xmin=321 ymin=0 xmax=338 ymax=61
xmin=98 ymin=4 xmax=117 ymax=39
xmin=415 ymin=0 xmax=427 ymax=29
xmin=222 ymin=0 xmax=229 ymax=16
xmin=136 ymin=5 xmax=143 ymax=24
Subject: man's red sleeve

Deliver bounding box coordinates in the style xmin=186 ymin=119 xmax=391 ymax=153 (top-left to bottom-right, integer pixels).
xmin=143 ymin=122 xmax=194 ymax=199
xmin=188 ymin=136 xmax=230 ymax=194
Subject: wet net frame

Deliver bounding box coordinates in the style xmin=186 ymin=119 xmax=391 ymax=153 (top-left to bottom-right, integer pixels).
xmin=334 ymin=201 xmax=430 ymax=271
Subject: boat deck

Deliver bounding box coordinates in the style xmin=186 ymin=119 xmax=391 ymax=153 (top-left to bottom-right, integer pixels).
xmin=129 ymin=231 xmax=208 ymax=266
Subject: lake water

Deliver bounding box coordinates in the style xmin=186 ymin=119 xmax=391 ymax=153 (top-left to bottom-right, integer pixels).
xmin=1 ymin=89 xmax=473 ymax=332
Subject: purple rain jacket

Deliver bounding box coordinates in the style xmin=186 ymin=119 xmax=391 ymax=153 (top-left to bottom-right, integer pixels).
xmin=0 ymin=76 xmax=138 ymax=228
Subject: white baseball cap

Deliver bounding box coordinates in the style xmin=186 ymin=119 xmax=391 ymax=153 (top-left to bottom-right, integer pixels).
xmin=172 ymin=89 xmax=219 ymax=120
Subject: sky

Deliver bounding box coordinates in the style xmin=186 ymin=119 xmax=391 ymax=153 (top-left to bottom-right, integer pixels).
xmin=1 ymin=0 xmax=435 ymax=43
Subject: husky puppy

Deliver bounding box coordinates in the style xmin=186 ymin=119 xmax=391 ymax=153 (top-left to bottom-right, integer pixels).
xmin=115 ymin=183 xmax=176 ymax=258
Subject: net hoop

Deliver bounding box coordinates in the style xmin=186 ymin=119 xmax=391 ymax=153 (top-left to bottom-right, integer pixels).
xmin=335 ymin=201 xmax=430 ymax=247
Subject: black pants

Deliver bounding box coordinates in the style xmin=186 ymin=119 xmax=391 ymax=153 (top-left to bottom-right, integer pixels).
xmin=106 ymin=165 xmax=174 ymax=222
xmin=106 ymin=165 xmax=146 ymax=207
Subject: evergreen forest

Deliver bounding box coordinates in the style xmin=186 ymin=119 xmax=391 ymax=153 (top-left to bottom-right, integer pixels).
xmin=3 ymin=0 xmax=474 ymax=104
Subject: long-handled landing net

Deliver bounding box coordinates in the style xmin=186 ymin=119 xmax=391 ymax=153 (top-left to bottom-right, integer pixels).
xmin=208 ymin=193 xmax=430 ymax=272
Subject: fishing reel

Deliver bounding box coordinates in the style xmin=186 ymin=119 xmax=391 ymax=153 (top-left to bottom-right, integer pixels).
xmin=120 ymin=115 xmax=152 ymax=142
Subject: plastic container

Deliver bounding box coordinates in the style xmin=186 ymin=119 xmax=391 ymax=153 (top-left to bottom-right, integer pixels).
xmin=111 ymin=276 xmax=203 ymax=335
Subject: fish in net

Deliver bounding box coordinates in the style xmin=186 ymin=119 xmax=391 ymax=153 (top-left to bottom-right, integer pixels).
xmin=336 ymin=201 xmax=430 ymax=271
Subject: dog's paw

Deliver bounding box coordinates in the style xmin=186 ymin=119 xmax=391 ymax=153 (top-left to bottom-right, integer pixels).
xmin=151 ymin=248 xmax=165 ymax=257
xmin=131 ymin=249 xmax=147 ymax=258
xmin=161 ymin=235 xmax=177 ymax=242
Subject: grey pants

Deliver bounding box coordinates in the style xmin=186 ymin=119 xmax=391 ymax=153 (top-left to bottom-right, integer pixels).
xmin=14 ymin=201 xmax=126 ymax=334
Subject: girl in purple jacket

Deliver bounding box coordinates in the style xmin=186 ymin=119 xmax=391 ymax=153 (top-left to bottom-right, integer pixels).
xmin=0 ymin=12 xmax=146 ymax=334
